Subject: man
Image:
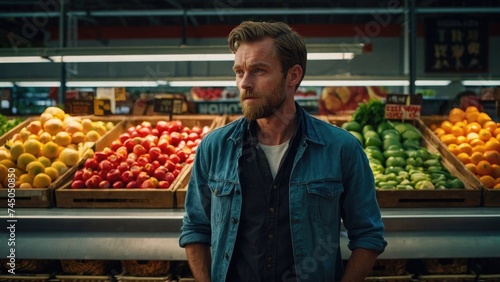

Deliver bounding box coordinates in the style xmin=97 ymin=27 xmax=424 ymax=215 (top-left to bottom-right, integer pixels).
xmin=179 ymin=21 xmax=387 ymax=282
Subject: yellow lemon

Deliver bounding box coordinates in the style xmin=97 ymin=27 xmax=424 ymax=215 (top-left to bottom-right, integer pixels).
xmin=39 ymin=112 xmax=53 ymax=126
xmin=9 ymin=141 xmax=25 ymax=161
xmin=32 ymin=173 xmax=51 ymax=188
xmin=94 ymin=124 xmax=107 ymax=136
xmin=43 ymin=106 xmax=66 ymax=120
xmin=54 ymin=131 xmax=72 ymax=147
xmin=38 ymin=132 xmax=52 ymax=144
xmin=0 ymin=148 xmax=11 ymax=161
xmin=85 ymin=130 xmax=101 ymax=142
xmin=19 ymin=182 xmax=32 ymax=188
xmin=17 ymin=153 xmax=37 ymax=171
xmin=41 ymin=141 xmax=60 ymax=159
xmin=65 ymin=121 xmax=83 ymax=135
xmin=26 ymin=161 xmax=46 ymax=178
xmin=19 ymin=128 xmax=32 ymax=142
xmin=51 ymin=161 xmax=68 ymax=176
xmin=81 ymin=119 xmax=93 ymax=133
xmin=106 ymin=122 xmax=114 ymax=131
xmin=24 ymin=139 xmax=42 ymax=156
xmin=19 ymin=173 xmax=33 ymax=185
xmin=44 ymin=167 xmax=59 ymax=182
xmin=0 ymin=164 xmax=8 ymax=181
xmin=43 ymin=118 xmax=64 ymax=136
xmin=0 ymin=159 xmax=16 ymax=169
xmin=71 ymin=132 xmax=85 ymax=144
xmin=59 ymin=148 xmax=79 ymax=167
xmin=37 ymin=156 xmax=51 ymax=168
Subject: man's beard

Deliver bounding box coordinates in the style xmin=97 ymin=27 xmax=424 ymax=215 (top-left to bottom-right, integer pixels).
xmin=240 ymin=79 xmax=287 ymax=120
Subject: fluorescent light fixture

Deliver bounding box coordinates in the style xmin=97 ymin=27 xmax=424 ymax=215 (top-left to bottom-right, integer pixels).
xmin=462 ymin=80 xmax=500 ymax=86
xmin=0 ymin=82 xmax=14 ymax=87
xmin=67 ymin=81 xmax=158 ymax=87
xmin=52 ymin=54 xmax=236 ymax=63
xmin=16 ymin=81 xmax=60 ymax=87
xmin=307 ymin=52 xmax=355 ymax=60
xmin=415 ymin=80 xmax=451 ymax=86
xmin=0 ymin=56 xmax=51 ymax=63
xmin=169 ymin=80 xmax=236 ymax=87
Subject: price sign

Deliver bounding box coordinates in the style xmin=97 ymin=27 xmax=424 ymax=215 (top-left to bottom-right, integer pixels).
xmin=65 ymin=100 xmax=94 ymax=115
xmin=385 ymin=94 xmax=422 ymax=120
xmin=154 ymin=97 xmax=184 ymax=119
xmin=94 ymin=99 xmax=112 ymax=116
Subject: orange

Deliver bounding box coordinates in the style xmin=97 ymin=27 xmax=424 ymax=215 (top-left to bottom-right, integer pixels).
xmin=430 ymin=123 xmax=438 ymax=131
xmin=478 ymin=129 xmax=492 ymax=142
xmin=465 ymin=122 xmax=481 ymax=134
xmin=448 ymin=144 xmax=461 ymax=155
xmin=493 ymin=183 xmax=500 ymax=189
xmin=484 ymin=150 xmax=500 ymax=165
xmin=451 ymin=126 xmax=464 ymax=137
xmin=495 ymin=177 xmax=500 ymax=185
xmin=485 ymin=140 xmax=500 ymax=152
xmin=491 ymin=164 xmax=500 ymax=179
xmin=494 ymin=127 xmax=500 ymax=136
xmin=465 ymin=163 xmax=477 ymax=174
xmin=466 ymin=132 xmax=480 ymax=143
xmin=457 ymin=143 xmax=473 ymax=155
xmin=449 ymin=108 xmax=466 ymax=123
xmin=476 ymin=160 xmax=493 ymax=176
xmin=440 ymin=121 xmax=454 ymax=134
xmin=454 ymin=121 xmax=467 ymax=129
xmin=465 ymin=106 xmax=479 ymax=113
xmin=469 ymin=138 xmax=484 ymax=147
xmin=456 ymin=136 xmax=467 ymax=145
xmin=480 ymin=175 xmax=496 ymax=188
xmin=440 ymin=134 xmax=458 ymax=146
xmin=434 ymin=128 xmax=446 ymax=137
xmin=470 ymin=151 xmax=485 ymax=165
xmin=483 ymin=121 xmax=497 ymax=134
xmin=466 ymin=111 xmax=480 ymax=123
xmin=477 ymin=112 xmax=492 ymax=126
xmin=472 ymin=145 xmax=485 ymax=154
xmin=456 ymin=152 xmax=472 ymax=164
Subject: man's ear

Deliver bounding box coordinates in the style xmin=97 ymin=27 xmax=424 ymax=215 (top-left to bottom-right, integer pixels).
xmin=287 ymin=64 xmax=303 ymax=89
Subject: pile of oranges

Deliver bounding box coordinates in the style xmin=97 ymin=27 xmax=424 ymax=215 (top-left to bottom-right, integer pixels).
xmin=430 ymin=106 xmax=500 ymax=189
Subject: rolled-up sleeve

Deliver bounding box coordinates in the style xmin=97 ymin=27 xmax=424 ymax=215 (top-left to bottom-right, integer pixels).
xmin=341 ymin=140 xmax=387 ymax=254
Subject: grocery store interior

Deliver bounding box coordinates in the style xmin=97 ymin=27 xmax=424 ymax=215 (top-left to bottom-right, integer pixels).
xmin=0 ymin=0 xmax=500 ymax=281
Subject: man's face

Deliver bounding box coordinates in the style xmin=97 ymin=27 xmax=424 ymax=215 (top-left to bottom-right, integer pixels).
xmin=233 ymin=38 xmax=288 ymax=120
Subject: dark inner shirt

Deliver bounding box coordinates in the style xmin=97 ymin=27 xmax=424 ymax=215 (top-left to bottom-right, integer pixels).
xmin=226 ymin=117 xmax=302 ymax=282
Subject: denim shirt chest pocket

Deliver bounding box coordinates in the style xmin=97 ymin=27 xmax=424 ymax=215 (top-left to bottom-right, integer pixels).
xmin=306 ymin=180 xmax=344 ymax=225
xmin=208 ymin=180 xmax=237 ymax=226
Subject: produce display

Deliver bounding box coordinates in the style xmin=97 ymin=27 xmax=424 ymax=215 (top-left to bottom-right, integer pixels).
xmin=0 ymin=107 xmax=114 ymax=189
xmin=319 ymin=86 xmax=387 ymax=114
xmin=343 ymin=100 xmax=464 ymax=190
xmin=0 ymin=114 xmax=24 ymax=137
xmin=71 ymin=120 xmax=210 ymax=189
xmin=429 ymin=106 xmax=500 ymax=189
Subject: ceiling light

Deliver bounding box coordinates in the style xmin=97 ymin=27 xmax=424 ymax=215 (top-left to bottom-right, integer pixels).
xmin=0 ymin=56 xmax=52 ymax=63
xmin=462 ymin=80 xmax=500 ymax=86
xmin=415 ymin=80 xmax=451 ymax=86
xmin=52 ymin=54 xmax=236 ymax=63
xmin=0 ymin=82 xmax=14 ymax=87
xmin=16 ymin=81 xmax=60 ymax=87
xmin=168 ymin=80 xmax=236 ymax=87
xmin=307 ymin=53 xmax=355 ymax=60
xmin=67 ymin=81 xmax=158 ymax=87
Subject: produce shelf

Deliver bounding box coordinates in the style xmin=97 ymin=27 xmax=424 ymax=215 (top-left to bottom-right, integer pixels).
xmin=1 ymin=208 xmax=499 ymax=260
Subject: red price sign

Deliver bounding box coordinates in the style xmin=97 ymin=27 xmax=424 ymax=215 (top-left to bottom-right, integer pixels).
xmin=385 ymin=94 xmax=422 ymax=120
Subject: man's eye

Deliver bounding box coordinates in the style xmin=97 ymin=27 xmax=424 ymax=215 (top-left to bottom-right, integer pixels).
xmin=254 ymin=68 xmax=265 ymax=73
xmin=234 ymin=70 xmax=243 ymax=75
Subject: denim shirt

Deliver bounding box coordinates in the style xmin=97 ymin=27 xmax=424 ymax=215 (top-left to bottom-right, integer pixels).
xmin=179 ymin=106 xmax=387 ymax=281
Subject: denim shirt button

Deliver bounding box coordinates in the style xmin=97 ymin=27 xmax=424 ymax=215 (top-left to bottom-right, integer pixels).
xmin=269 ymin=208 xmax=275 ymax=214
xmin=214 ymin=189 xmax=219 ymax=196
xmin=327 ymin=192 xmax=333 ymax=198
xmin=268 ymin=234 xmax=274 ymax=239
xmin=272 ymin=185 xmax=278 ymax=190
xmin=267 ymin=264 xmax=272 ymax=268
xmin=231 ymin=217 xmax=238 ymax=224
xmin=224 ymin=253 xmax=229 ymax=259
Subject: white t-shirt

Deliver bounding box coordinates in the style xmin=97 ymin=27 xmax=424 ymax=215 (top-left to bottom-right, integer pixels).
xmin=259 ymin=141 xmax=290 ymax=179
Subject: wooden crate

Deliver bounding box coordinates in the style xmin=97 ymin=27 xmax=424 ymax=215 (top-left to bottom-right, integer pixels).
xmin=365 ymin=275 xmax=414 ymax=282
xmin=0 ymin=116 xmax=124 ymax=208
xmin=174 ymin=164 xmax=192 ymax=209
xmin=0 ymin=274 xmax=51 ymax=281
xmin=0 ymin=117 xmax=32 ymax=145
xmin=417 ymin=274 xmax=476 ymax=282
xmin=420 ymin=116 xmax=500 ymax=207
xmin=55 ymin=115 xmax=221 ymax=208
xmin=323 ymin=115 xmax=482 ymax=208
xmin=55 ymin=275 xmax=112 ymax=282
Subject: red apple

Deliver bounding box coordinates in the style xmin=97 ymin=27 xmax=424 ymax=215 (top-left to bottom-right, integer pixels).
xmin=94 ymin=152 xmax=107 ymax=163
xmin=156 ymin=120 xmax=169 ymax=134
xmin=126 ymin=181 xmax=137 ymax=189
xmin=113 ymin=181 xmax=125 ymax=189
xmin=99 ymin=180 xmax=111 ymax=189
xmin=71 ymin=180 xmax=85 ymax=189
xmin=121 ymin=171 xmax=134 ymax=183
xmin=85 ymin=175 xmax=102 ymax=188
xmin=119 ymin=133 xmax=131 ymax=144
xmin=110 ymin=140 xmax=122 ymax=151
xmin=158 ymin=180 xmax=171 ymax=189
xmin=133 ymin=144 xmax=147 ymax=156
xmin=107 ymin=169 xmax=121 ymax=183
xmin=165 ymin=172 xmax=176 ymax=184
